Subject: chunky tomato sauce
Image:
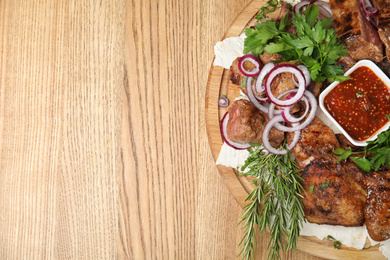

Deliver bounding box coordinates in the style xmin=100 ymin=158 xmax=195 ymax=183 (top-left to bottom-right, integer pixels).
xmin=323 ymin=66 xmax=390 ymax=141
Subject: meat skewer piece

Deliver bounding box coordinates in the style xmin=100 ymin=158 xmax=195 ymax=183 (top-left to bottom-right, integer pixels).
xmin=226 ymin=99 xmax=284 ymax=147
xmin=329 ymin=0 xmax=383 ymax=62
xmin=287 ymin=117 xmax=366 ymax=226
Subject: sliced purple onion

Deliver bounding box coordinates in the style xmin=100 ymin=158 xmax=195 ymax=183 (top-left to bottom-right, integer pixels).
xmin=294 ymin=1 xmax=332 ymax=20
xmin=287 ymin=123 xmax=301 ymax=150
xmin=312 ymin=1 xmax=332 ymax=16
xmin=294 ymin=0 xmax=311 ymax=14
xmin=263 ymin=112 xmax=302 ymax=154
xmin=238 ymin=54 xmax=262 ymax=77
xmin=265 ymin=64 xmax=306 ymax=107
xmin=273 ymin=90 xmax=318 ymax=132
xmin=255 ymin=62 xmax=275 ymax=94
xmin=218 ymin=96 xmax=229 ymax=107
xmin=359 ymin=0 xmax=378 ymax=28
xmin=246 ymin=76 xmax=270 ymax=113
xmin=220 ymin=112 xmax=252 ymax=150
xmin=262 ymin=115 xmax=289 ymax=155
xmin=267 ymin=102 xmax=282 ymax=120
xmin=282 ymin=93 xmax=310 ymax=124
xmin=297 ymin=65 xmax=311 ymax=87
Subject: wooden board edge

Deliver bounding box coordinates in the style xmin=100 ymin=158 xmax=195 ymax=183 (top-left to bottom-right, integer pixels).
xmin=204 ymin=0 xmax=384 ymax=258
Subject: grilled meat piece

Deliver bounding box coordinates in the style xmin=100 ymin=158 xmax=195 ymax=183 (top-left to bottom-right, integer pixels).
xmin=371 ymin=0 xmax=390 ymax=24
xmin=378 ymin=26 xmax=390 ymax=60
xmin=365 ymin=171 xmax=390 ymax=241
xmin=287 ymin=117 xmax=366 ymax=226
xmin=269 ymin=62 xmax=298 ymax=98
xmin=226 ymin=99 xmax=284 ymax=147
xmin=370 ymin=0 xmax=390 ymax=63
xmin=329 ymin=0 xmax=383 ymax=62
xmin=300 ymin=161 xmax=366 ymax=226
xmin=288 ymin=117 xmax=340 ymax=168
xmin=336 ymin=133 xmax=364 ymax=152
xmin=258 ymin=52 xmax=282 ymax=65
xmin=306 ymin=81 xmax=323 ymax=98
xmin=229 ymin=57 xmax=257 ymax=85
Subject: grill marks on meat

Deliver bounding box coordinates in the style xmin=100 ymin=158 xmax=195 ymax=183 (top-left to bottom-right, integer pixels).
xmin=287 ymin=117 xmax=366 ymax=226
xmin=371 ymin=0 xmax=390 ymax=59
xmin=288 ymin=117 xmax=340 ymax=168
xmin=226 ymin=99 xmax=284 ymax=147
xmin=300 ymin=161 xmax=366 ymax=226
xmin=365 ymin=171 xmax=390 ymax=241
xmin=288 ymin=116 xmax=390 ymax=237
xmin=329 ymin=0 xmax=383 ymax=62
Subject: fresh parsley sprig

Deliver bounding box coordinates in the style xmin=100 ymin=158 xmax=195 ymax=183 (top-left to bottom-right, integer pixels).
xmin=255 ymin=0 xmax=283 ymax=21
xmin=333 ymin=115 xmax=390 ymax=172
xmin=244 ymin=5 xmax=349 ymax=83
xmin=238 ymin=145 xmax=305 ymax=260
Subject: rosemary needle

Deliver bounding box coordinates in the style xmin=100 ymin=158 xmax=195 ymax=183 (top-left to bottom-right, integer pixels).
xmin=238 ymin=145 xmax=305 ymax=260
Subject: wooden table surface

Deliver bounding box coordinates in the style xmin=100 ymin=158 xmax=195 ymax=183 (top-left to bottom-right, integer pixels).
xmin=0 ymin=0 xmax=324 ymax=259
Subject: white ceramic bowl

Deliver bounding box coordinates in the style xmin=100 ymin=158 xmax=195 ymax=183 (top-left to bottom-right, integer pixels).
xmin=319 ymin=59 xmax=390 ymax=146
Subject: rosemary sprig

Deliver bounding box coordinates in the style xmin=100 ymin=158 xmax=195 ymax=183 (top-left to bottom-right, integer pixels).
xmin=238 ymin=145 xmax=305 ymax=260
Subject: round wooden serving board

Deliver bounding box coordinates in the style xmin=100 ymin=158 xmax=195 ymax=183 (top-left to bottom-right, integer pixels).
xmin=205 ymin=0 xmax=385 ymax=258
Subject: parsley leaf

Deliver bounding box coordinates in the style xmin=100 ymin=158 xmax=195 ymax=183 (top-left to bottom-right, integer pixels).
xmin=351 ymin=157 xmax=371 ymax=172
xmin=244 ymin=4 xmax=349 ymax=83
xmin=255 ymin=0 xmax=283 ymax=21
xmin=334 ymin=114 xmax=390 ymax=172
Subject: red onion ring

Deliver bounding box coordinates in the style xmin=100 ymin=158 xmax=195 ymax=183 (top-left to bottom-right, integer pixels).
xmin=255 ymin=62 xmax=275 ymax=94
xmin=253 ymin=62 xmax=275 ymax=102
xmin=359 ymin=0 xmax=378 ymax=28
xmin=218 ymin=96 xmax=229 ymax=107
xmin=273 ymin=90 xmax=318 ymax=132
xmin=294 ymin=0 xmax=311 ymax=14
xmin=246 ymin=76 xmax=270 ymax=113
xmin=262 ymin=115 xmax=289 ymax=155
xmin=287 ymin=123 xmax=302 ymax=151
xmin=263 ymin=106 xmax=302 ymax=154
xmin=282 ymin=94 xmax=310 ymax=124
xmin=267 ymin=101 xmax=282 ymax=120
xmin=292 ymin=65 xmax=311 ymax=87
xmin=265 ymin=64 xmax=306 ymax=107
xmin=220 ymin=112 xmax=252 ymax=150
xmin=311 ymin=1 xmax=332 ymax=16
xmin=294 ymin=1 xmax=333 ymax=20
xmin=238 ymin=54 xmax=262 ymax=77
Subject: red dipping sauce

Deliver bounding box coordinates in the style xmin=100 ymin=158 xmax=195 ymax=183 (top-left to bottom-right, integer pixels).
xmin=323 ymin=66 xmax=390 ymax=141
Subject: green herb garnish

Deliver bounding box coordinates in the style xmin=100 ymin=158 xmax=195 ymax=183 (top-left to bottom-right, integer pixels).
xmin=334 ymin=114 xmax=390 ymax=172
xmin=238 ymin=145 xmax=305 ymax=260
xmin=319 ymin=180 xmax=330 ymax=188
xmin=239 ymin=76 xmax=248 ymax=88
xmin=356 ymin=91 xmax=364 ymax=98
xmin=327 ymin=235 xmax=342 ymax=249
xmin=244 ymin=5 xmax=349 ymax=83
xmin=309 ymin=185 xmax=314 ymax=194
xmin=255 ymin=0 xmax=283 ymax=21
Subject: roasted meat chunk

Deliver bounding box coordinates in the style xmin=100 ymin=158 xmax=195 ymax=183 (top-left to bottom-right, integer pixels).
xmin=288 ymin=117 xmax=341 ymax=168
xmin=365 ymin=171 xmax=390 ymax=241
xmin=299 ymin=161 xmax=366 ymax=226
xmin=226 ymin=99 xmax=284 ymax=147
xmin=329 ymin=0 xmax=383 ymax=62
xmin=230 ymin=57 xmax=257 ymax=85
xmin=269 ymin=64 xmax=297 ymax=98
xmin=258 ymin=52 xmax=282 ymax=65
xmin=287 ymin=117 xmax=366 ymax=226
xmin=371 ymin=0 xmax=390 ymax=60
xmin=378 ymin=26 xmax=390 ymax=60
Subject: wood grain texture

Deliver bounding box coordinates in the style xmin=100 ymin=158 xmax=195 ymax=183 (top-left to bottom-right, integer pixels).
xmin=0 ymin=0 xmax=369 ymax=259
xmin=0 ymin=0 xmax=124 ymax=259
